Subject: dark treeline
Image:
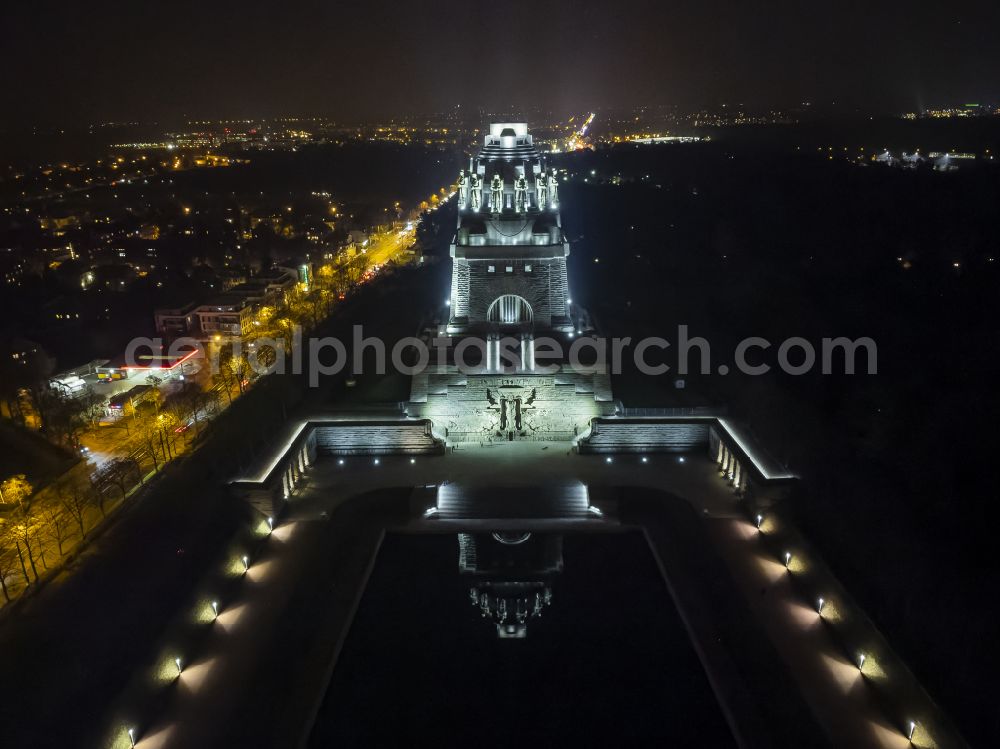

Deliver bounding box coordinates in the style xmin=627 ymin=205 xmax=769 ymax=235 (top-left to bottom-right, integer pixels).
xmin=554 ymin=135 xmax=1000 ymax=745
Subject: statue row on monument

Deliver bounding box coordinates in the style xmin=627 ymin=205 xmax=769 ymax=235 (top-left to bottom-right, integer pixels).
xmin=457 ymin=170 xmax=558 ymax=212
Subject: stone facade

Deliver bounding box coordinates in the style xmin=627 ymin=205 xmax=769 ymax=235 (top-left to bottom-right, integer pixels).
xmin=449 ymin=123 xmax=572 ymax=333
xmin=409 ymin=368 xmax=616 ymax=442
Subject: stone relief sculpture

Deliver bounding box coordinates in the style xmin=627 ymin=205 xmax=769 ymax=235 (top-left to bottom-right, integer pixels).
xmin=514 ymin=174 xmax=527 ymax=213
xmin=470 ymin=173 xmax=482 ymax=210
xmin=536 ymin=171 xmax=548 ymax=208
xmin=490 ymin=174 xmax=504 ymax=213
xmin=457 ymin=169 xmax=468 ymax=209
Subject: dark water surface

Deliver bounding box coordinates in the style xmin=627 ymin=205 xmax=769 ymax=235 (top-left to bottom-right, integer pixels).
xmin=309 ymin=531 xmax=735 ymax=747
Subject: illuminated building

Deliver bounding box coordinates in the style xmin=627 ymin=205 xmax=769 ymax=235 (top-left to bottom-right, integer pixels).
xmin=448 ymin=123 xmax=572 ymax=333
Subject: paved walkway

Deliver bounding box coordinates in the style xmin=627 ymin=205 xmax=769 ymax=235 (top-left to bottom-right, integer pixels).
xmin=707 ymin=518 xmax=910 ymax=749
xmin=134 ymin=520 xmax=322 ymax=749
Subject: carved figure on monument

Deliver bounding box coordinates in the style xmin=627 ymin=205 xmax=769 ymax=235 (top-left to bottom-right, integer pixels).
xmin=490 ymin=174 xmax=504 ymax=213
xmin=548 ymin=173 xmax=559 ymax=205
xmin=514 ymin=174 xmax=527 ymax=213
xmin=457 ymin=170 xmax=468 ymax=208
xmin=470 ymin=173 xmax=482 ymax=210
xmin=536 ymin=172 xmax=548 ymax=208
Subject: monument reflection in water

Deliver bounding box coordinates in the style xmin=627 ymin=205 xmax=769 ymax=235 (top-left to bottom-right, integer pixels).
xmin=458 ymin=532 xmax=562 ymax=638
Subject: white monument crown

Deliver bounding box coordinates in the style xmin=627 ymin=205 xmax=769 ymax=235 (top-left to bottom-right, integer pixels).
xmin=448 ymin=122 xmax=572 ymax=335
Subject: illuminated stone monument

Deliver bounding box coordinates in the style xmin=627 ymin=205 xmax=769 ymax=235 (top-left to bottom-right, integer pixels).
xmin=448 ymin=123 xmax=572 ymax=333
xmin=410 ymin=122 xmax=614 ymax=442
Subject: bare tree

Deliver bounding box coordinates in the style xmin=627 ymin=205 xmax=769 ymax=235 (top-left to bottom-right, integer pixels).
xmin=0 ymin=474 xmax=32 ymax=507
xmin=10 ymin=507 xmax=41 ymax=583
xmin=56 ymin=476 xmax=92 ymax=538
xmin=0 ymin=544 xmax=20 ymax=602
xmin=41 ymin=504 xmax=73 ymax=557
xmin=91 ymin=457 xmax=141 ymax=513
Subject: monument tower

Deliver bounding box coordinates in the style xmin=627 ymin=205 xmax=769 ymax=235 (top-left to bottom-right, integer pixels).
xmin=408 ymin=122 xmax=615 ymax=442
xmin=448 ymin=123 xmax=573 ymax=334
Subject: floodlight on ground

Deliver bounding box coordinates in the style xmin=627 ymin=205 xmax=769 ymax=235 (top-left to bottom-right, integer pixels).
xmin=241 ymin=555 xmax=249 ymax=574
xmin=175 ymin=657 xmax=183 ymax=675
xmin=128 ymin=728 xmax=136 ymax=748
xmin=267 ymin=516 xmax=274 ymax=533
xmin=641 ymin=456 xmax=648 ymax=463
xmin=858 ymin=653 xmax=866 ymax=671
xmin=908 ymin=721 xmax=917 ymax=741
xmin=212 ymin=600 xmax=219 ymax=619
xmin=373 ymin=458 xmax=380 ymax=466
xmin=410 ymin=458 xmax=416 ymax=464
xmin=817 ymin=597 xmax=826 ymax=616
xmin=678 ymin=456 xmax=686 ymax=463
xmin=784 ymin=551 xmax=792 ymax=568
xmin=605 ymin=456 xmax=613 ymax=464
xmin=337 ymin=458 xmax=345 ymax=466
xmin=755 ymin=514 xmax=763 ymax=530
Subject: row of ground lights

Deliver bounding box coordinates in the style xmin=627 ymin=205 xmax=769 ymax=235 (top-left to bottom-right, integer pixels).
xmin=123 ymin=513 xmax=277 ymax=747
xmin=753 ymin=510 xmax=930 ymax=747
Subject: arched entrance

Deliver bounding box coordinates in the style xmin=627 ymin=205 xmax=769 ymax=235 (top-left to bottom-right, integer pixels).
xmin=487 ymin=295 xmax=533 ymax=325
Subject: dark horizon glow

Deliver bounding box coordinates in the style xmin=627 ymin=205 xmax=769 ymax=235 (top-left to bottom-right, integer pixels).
xmin=5 ymin=0 xmax=1000 ymax=126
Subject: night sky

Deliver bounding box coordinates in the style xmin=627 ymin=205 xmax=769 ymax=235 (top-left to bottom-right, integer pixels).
xmin=5 ymin=0 xmax=1000 ymax=125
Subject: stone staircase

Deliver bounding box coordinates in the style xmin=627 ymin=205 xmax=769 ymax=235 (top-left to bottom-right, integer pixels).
xmin=434 ymin=483 xmax=592 ymax=520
